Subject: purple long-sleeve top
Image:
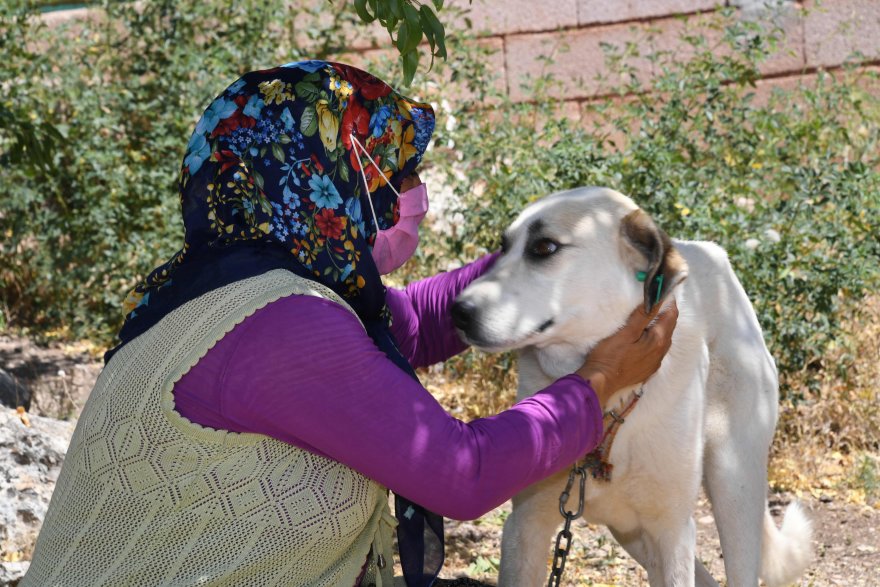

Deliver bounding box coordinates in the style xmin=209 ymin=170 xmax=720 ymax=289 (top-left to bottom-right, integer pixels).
xmin=173 ymin=254 xmax=604 ymax=520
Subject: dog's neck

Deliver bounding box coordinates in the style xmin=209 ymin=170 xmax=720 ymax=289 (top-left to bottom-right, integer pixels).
xmin=524 ymin=344 xmax=643 ymax=412
xmin=533 ymin=343 xmax=589 ymax=380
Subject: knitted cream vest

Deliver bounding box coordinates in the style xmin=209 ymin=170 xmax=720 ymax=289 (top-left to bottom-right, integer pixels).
xmin=22 ymin=270 xmax=396 ymax=587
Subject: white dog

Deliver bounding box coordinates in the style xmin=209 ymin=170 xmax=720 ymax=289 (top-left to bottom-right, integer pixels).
xmin=452 ymin=187 xmax=812 ymax=587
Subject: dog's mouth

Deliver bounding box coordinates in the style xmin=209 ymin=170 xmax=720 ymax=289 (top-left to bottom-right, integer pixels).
xmin=536 ymin=318 xmax=555 ymax=333
xmin=460 ymin=316 xmax=556 ymax=352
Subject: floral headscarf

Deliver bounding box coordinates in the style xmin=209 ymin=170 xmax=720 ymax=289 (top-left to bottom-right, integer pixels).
xmin=116 ymin=60 xmax=434 ymax=335
xmin=108 ymin=61 xmax=442 ymax=586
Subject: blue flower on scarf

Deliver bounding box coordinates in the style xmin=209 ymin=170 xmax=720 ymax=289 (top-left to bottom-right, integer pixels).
xmin=410 ymin=107 xmax=435 ymax=156
xmin=227 ymin=79 xmax=246 ymax=94
xmin=345 ymin=197 xmax=366 ymax=237
xmin=283 ymin=184 xmax=301 ymax=208
xmin=282 ymin=60 xmax=326 ymax=73
xmin=243 ymin=94 xmax=265 ymax=119
xmin=369 ymin=105 xmax=393 ymax=138
xmin=195 ymin=97 xmax=238 ymax=135
xmin=308 ymin=174 xmax=342 ymax=209
xmin=255 ymin=117 xmax=281 ymax=145
xmin=183 ymin=133 xmax=211 ymax=175
xmin=280 ymin=107 xmax=296 ymax=131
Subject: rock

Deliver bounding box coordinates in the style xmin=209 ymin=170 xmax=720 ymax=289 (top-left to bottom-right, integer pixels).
xmin=0 ymin=407 xmax=74 ymax=564
xmin=0 ymin=370 xmax=29 ymax=411
xmin=27 ymin=363 xmax=99 ymax=421
xmin=0 ymin=561 xmax=29 ymax=586
xmin=0 ymin=335 xmax=101 ymax=420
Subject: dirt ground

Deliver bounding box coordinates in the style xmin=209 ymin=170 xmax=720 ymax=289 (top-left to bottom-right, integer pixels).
xmin=2 ymin=334 xmax=878 ymax=586
xmin=439 ymin=491 xmax=879 ymax=586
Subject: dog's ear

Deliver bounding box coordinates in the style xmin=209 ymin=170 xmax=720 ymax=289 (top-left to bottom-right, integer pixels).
xmin=620 ymin=209 xmax=689 ymax=313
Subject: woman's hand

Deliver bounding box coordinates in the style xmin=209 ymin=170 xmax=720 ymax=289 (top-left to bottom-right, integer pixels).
xmin=576 ymin=301 xmax=679 ymax=409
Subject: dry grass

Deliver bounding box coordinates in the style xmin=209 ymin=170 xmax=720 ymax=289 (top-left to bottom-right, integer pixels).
xmin=770 ymin=295 xmax=880 ymax=508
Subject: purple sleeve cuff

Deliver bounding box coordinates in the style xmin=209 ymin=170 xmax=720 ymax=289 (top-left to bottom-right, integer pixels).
xmin=386 ymin=252 xmax=501 ymax=367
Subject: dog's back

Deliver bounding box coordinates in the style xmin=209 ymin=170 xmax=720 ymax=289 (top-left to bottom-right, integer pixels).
xmin=676 ymin=239 xmax=812 ymax=587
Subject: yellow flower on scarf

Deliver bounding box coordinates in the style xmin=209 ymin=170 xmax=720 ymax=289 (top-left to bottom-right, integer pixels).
xmin=122 ymin=290 xmax=144 ymax=314
xmin=329 ymin=74 xmax=354 ymax=101
xmin=397 ymin=124 xmax=417 ymax=169
xmin=396 ymin=98 xmax=414 ymax=120
xmin=316 ymin=99 xmax=339 ymax=151
xmin=258 ymin=79 xmax=295 ymax=105
xmin=368 ymin=163 xmax=393 ymax=193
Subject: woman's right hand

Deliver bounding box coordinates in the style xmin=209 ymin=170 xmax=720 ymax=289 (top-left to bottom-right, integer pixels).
xmin=576 ymin=301 xmax=679 ymax=409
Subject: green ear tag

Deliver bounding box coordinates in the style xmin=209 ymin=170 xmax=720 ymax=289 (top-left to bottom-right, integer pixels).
xmin=636 ymin=271 xmax=647 ymax=282
xmin=654 ymin=274 xmax=664 ymax=304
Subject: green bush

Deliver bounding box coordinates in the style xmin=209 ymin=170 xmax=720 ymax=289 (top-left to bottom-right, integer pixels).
xmin=426 ymin=11 xmax=880 ymax=396
xmin=2 ymin=2 xmax=877 ymax=400
xmin=0 ymin=0 xmax=369 ymax=341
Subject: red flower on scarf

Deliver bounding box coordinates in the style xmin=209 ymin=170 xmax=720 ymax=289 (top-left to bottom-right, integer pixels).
xmin=342 ymin=97 xmax=371 ymax=152
xmin=310 ymin=154 xmax=325 ymax=174
xmin=212 ymin=150 xmax=241 ymax=175
xmin=333 ymin=63 xmax=393 ymax=101
xmin=211 ymin=95 xmax=256 ymax=138
xmin=315 ymin=208 xmax=346 ymax=240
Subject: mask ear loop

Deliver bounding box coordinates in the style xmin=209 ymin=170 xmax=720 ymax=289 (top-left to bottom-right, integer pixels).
xmin=351 ymin=134 xmax=402 ymax=233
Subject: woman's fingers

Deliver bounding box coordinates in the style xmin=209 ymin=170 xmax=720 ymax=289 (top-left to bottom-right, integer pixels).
xmin=644 ymin=301 xmax=678 ymax=350
xmin=621 ymin=304 xmax=660 ymax=341
xmin=576 ymin=300 xmax=679 ymax=407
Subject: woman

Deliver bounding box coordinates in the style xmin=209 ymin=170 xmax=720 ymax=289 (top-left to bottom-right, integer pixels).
xmin=22 ymin=61 xmax=677 ymax=586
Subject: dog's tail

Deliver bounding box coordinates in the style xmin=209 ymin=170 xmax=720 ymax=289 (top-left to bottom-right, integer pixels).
xmin=760 ymin=501 xmax=813 ymax=587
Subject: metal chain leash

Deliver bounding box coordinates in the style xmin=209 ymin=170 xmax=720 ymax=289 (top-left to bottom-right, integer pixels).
xmin=547 ymin=464 xmax=587 ymax=587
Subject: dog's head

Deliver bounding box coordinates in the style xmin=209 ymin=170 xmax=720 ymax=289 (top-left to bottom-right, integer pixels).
xmin=453 ymin=187 xmax=688 ymax=353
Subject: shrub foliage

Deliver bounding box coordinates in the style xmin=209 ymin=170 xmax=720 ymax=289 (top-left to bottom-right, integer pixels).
xmin=1 ymin=4 xmax=878 ymax=397
xmin=425 ymin=12 xmax=880 ymax=395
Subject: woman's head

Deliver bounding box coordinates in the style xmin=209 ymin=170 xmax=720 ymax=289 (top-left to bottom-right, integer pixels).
xmin=124 ymin=61 xmax=435 ymax=318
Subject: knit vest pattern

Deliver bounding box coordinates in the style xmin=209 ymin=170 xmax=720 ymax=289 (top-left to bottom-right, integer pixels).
xmin=22 ymin=270 xmax=396 ymax=587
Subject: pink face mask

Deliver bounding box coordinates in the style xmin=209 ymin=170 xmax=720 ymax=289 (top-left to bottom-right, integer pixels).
xmin=351 ymin=136 xmax=429 ymax=275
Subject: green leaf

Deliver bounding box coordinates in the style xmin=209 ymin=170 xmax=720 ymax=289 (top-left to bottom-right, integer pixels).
xmin=389 ymin=0 xmax=404 ymax=19
xmin=420 ymin=5 xmax=446 ymax=60
xmin=401 ymin=49 xmax=419 ymax=86
xmin=295 ymin=81 xmax=321 ymax=103
xmin=432 ymin=0 xmax=444 ymax=10
xmin=253 ymin=170 xmax=264 ymax=190
xmin=396 ymin=20 xmax=412 ymax=54
xmin=338 ymin=160 xmax=350 ymax=182
xmin=278 ymin=134 xmax=292 ymax=144
xmin=301 ymin=106 xmax=318 ymax=136
xmin=353 ymin=0 xmax=375 ymax=23
xmin=402 ymin=3 xmax=422 ymax=53
xmin=271 ymin=142 xmax=286 ymax=163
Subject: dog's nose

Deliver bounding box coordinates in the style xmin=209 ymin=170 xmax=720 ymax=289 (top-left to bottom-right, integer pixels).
xmin=451 ymin=299 xmax=478 ymax=331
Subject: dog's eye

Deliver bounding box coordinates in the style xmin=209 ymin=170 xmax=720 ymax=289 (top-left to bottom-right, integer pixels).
xmin=529 ymin=238 xmax=559 ymax=258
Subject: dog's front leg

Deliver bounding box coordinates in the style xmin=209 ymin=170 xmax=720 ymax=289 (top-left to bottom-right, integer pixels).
xmin=647 ymin=516 xmax=698 ymax=587
xmin=498 ymin=472 xmax=568 ymax=587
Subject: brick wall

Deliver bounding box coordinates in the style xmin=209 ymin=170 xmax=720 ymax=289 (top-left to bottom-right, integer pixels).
xmin=45 ymin=0 xmax=880 ymax=107
xmin=443 ymin=0 xmax=880 ymax=105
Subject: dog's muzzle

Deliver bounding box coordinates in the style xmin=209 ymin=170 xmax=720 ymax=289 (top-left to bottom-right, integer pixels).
xmin=451 ymin=298 xmax=478 ymax=334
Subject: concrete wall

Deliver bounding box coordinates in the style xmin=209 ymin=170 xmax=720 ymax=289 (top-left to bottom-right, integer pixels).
xmin=44 ymin=0 xmax=880 ymax=108
xmin=440 ymin=0 xmax=880 ymax=105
